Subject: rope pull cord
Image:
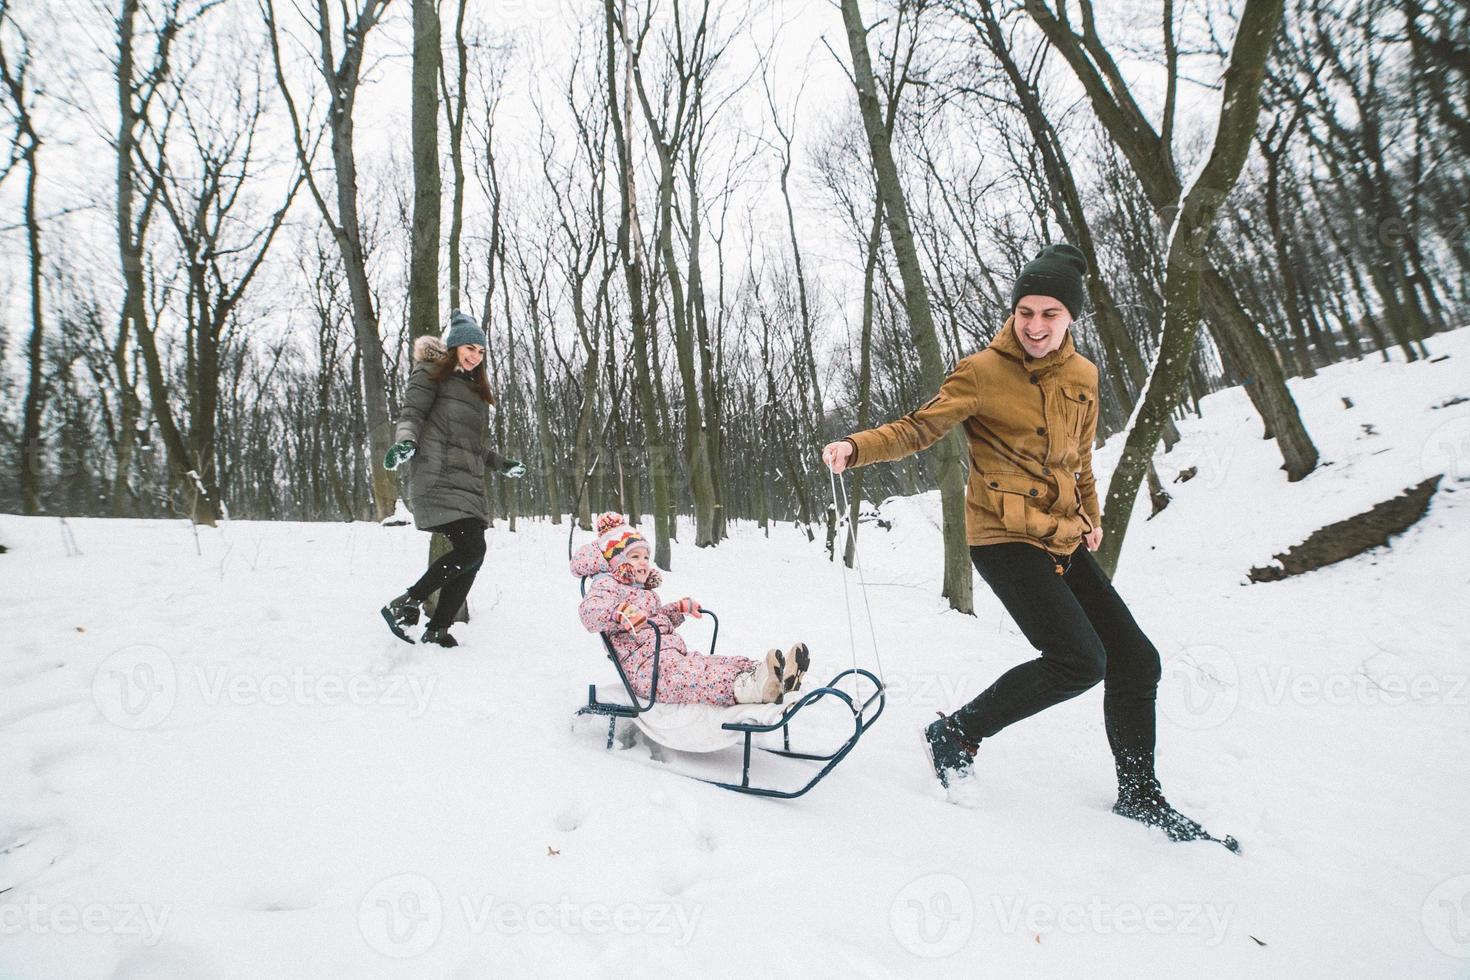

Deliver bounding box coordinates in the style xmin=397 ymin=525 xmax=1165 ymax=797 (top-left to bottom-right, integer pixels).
xmin=828 ymin=468 xmax=887 ymax=718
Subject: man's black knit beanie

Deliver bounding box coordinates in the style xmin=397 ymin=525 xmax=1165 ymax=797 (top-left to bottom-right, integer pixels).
xmin=1010 ymin=243 xmax=1089 ymax=320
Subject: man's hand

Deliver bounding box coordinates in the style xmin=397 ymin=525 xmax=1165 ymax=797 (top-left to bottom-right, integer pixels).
xmin=1085 ymin=526 xmax=1104 ymax=551
xmin=675 ymin=597 xmax=702 ymax=618
xmin=384 ymin=440 xmax=417 ymax=471
xmin=822 ymin=440 xmax=854 ymax=474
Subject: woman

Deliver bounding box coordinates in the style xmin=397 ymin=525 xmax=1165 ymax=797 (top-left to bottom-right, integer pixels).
xmin=380 ymin=311 xmax=525 ymax=647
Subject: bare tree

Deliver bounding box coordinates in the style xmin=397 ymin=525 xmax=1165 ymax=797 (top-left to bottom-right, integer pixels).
xmin=840 ymin=0 xmax=974 ymax=614
xmin=114 ymin=0 xmax=227 ymax=525
xmin=0 ymin=0 xmax=44 ymax=514
xmin=606 ymin=0 xmax=674 ymax=568
xmin=537 ymin=31 xmax=614 ymax=531
xmin=1026 ymin=0 xmax=1319 ymax=496
xmin=629 ymin=0 xmax=723 ymax=548
xmin=262 ymin=0 xmax=398 ymax=520
xmin=1025 ymin=0 xmax=1289 ymax=572
xmin=438 ymin=0 xmax=468 ymax=311
xmin=409 ymin=0 xmax=439 ymax=340
xmin=139 ymin=37 xmax=302 ymax=524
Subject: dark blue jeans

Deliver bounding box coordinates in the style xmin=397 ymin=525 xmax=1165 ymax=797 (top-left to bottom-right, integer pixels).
xmin=407 ymin=518 xmax=487 ymax=629
xmin=953 ymin=542 xmax=1163 ymax=791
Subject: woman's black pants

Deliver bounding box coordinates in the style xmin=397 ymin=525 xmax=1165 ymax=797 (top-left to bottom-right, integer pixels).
xmin=406 ymin=518 xmax=487 ymax=629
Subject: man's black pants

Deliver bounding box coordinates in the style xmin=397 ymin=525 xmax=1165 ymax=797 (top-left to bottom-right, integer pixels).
xmin=953 ymin=541 xmax=1163 ymax=791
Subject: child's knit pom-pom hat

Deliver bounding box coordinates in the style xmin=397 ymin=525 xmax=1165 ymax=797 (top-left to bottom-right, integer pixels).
xmin=596 ymin=513 xmax=649 ymax=573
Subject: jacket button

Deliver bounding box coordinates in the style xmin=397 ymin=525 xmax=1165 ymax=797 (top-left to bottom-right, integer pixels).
xmin=1036 ymin=427 xmax=1046 ymax=436
xmin=1079 ymin=392 xmax=1088 ymax=401
xmin=1074 ymin=472 xmax=1081 ymax=479
xmin=1029 ymin=373 xmax=1039 ymax=383
xmin=1042 ymin=467 xmax=1051 ymax=475
xmin=1028 ymin=488 xmax=1038 ymax=497
xmin=988 ymin=481 xmax=998 ymax=488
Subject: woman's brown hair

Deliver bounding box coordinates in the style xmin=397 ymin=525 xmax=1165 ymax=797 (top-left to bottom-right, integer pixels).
xmin=427 ymin=347 xmax=497 ymax=404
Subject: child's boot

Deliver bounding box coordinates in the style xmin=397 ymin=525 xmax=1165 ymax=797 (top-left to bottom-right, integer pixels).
xmin=733 ymin=651 xmax=785 ymax=704
xmin=776 ymin=643 xmax=810 ymax=702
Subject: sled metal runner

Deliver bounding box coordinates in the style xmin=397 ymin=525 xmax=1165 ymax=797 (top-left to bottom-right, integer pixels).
xmin=575 ymin=578 xmax=886 ymax=799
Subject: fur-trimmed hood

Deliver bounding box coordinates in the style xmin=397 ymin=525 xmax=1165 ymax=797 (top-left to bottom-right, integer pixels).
xmin=413 ymin=335 xmax=449 ymax=364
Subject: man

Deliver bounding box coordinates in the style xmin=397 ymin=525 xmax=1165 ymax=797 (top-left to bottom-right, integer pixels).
xmin=822 ymin=244 xmax=1234 ymax=849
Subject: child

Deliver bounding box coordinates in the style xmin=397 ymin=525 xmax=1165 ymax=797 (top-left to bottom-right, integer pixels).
xmin=573 ymin=513 xmax=809 ymax=706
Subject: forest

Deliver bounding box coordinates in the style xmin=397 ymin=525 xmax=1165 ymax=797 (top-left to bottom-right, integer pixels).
xmin=1 ymin=0 xmax=1465 ymax=603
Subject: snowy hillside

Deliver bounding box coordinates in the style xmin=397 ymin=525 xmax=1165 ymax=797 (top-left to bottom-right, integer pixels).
xmin=3 ymin=331 xmax=1469 ymax=979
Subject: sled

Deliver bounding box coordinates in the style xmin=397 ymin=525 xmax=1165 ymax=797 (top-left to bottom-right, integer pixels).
xmin=574 ymin=577 xmax=885 ymax=799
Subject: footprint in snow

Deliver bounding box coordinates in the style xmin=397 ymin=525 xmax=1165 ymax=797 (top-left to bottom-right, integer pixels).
xmin=0 ymin=653 xmax=63 ymax=686
xmin=648 ymin=789 xmax=718 ymax=853
xmin=0 ymin=823 xmax=76 ymax=892
xmin=29 ymin=739 xmax=106 ymax=791
xmin=0 ymin=693 xmax=91 ymax=730
xmin=109 ymin=944 xmax=215 ymax=980
xmin=554 ymin=801 xmax=586 ymax=833
xmin=240 ymin=882 xmax=321 ymax=912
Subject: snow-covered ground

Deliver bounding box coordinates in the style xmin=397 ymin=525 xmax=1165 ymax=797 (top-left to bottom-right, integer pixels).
xmin=4 ymin=331 xmax=1470 ymax=979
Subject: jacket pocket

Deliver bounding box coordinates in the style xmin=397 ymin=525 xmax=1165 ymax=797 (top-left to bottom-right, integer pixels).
xmin=980 ymin=470 xmax=1046 ymax=536
xmin=406 ymin=450 xmax=444 ymax=504
xmin=1057 ymin=384 xmax=1093 ymax=441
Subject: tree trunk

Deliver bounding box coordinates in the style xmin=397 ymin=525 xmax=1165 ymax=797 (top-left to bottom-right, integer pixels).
xmin=264 ymin=0 xmax=397 ymax=521
xmin=11 ymin=80 xmax=44 ymax=515
xmin=115 ymin=0 xmax=218 ymax=526
xmin=840 ymin=0 xmax=973 ymax=613
xmin=845 ymin=202 xmax=884 ymax=568
xmin=526 ymin=292 xmax=563 ymax=524
xmin=1198 ymin=267 xmax=1318 ymax=479
xmin=606 ymin=0 xmax=673 ymax=569
xmin=410 ymin=0 xmax=441 ymax=340
xmin=440 ymin=0 xmax=468 ymax=312
xmin=1094 ymin=0 xmax=1287 ymax=574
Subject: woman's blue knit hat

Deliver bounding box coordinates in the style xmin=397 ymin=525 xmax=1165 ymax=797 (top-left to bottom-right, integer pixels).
xmin=444 ymin=310 xmax=487 ymax=350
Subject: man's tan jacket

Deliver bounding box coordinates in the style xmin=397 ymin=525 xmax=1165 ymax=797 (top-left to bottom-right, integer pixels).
xmin=846 ymin=316 xmax=1101 ymax=554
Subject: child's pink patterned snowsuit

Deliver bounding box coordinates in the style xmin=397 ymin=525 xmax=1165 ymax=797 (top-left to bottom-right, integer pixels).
xmin=572 ymin=542 xmax=757 ymax=706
